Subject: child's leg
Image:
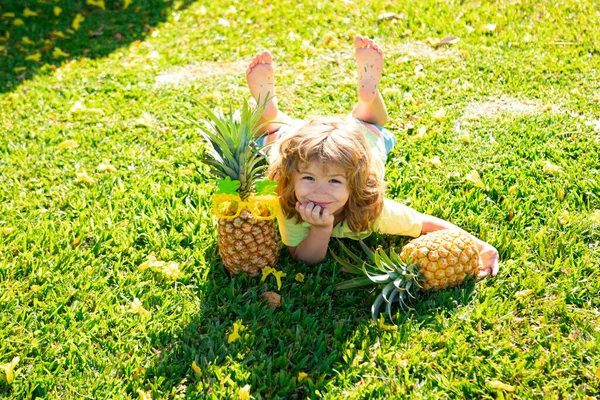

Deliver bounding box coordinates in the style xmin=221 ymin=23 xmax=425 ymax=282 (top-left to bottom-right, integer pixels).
xmin=246 ymin=50 xmax=290 ymax=138
xmin=351 ymin=35 xmax=388 ymax=127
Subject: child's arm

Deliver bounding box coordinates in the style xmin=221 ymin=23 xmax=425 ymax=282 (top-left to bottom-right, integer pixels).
xmin=287 ymin=202 xmax=334 ymax=265
xmin=419 ymin=213 xmax=500 ymax=278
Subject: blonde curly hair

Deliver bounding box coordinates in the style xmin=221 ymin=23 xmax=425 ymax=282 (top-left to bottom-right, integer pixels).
xmin=268 ymin=117 xmax=385 ymax=232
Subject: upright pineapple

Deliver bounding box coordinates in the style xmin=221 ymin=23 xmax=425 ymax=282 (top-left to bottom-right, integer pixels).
xmin=332 ymin=229 xmax=481 ymax=322
xmin=194 ymin=100 xmax=279 ymax=276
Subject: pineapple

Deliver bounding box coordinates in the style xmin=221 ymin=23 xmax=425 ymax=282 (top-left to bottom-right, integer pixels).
xmin=194 ymin=99 xmax=279 ymax=276
xmin=332 ymin=229 xmax=481 ymax=322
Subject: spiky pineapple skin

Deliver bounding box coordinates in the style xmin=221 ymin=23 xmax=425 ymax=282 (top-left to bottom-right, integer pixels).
xmin=400 ymin=229 xmax=481 ymax=290
xmin=217 ymin=208 xmax=278 ymax=276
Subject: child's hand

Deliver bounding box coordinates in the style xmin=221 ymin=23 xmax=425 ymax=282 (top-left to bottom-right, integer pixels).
xmin=296 ymin=201 xmax=335 ymax=228
xmin=477 ymin=242 xmax=500 ymax=278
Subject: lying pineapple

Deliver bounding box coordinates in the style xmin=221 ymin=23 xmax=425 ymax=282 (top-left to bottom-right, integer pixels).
xmin=332 ymin=229 xmax=482 ymax=322
xmin=192 ymin=99 xmax=279 ymax=276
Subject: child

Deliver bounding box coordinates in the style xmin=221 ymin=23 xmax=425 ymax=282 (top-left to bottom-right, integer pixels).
xmin=245 ymin=35 xmax=499 ymax=277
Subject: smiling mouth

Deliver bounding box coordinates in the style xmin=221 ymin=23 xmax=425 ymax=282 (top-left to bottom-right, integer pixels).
xmin=310 ymin=201 xmax=332 ymax=207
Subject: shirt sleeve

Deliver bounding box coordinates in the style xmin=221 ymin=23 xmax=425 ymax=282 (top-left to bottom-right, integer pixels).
xmin=372 ymin=198 xmax=423 ymax=237
xmin=277 ymin=212 xmax=311 ymax=247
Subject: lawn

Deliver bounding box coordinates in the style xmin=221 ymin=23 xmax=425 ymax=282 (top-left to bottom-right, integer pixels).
xmin=1 ymin=0 xmax=599 ymax=398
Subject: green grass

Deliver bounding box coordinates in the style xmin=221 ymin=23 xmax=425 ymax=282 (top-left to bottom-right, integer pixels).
xmin=1 ymin=0 xmax=600 ymax=398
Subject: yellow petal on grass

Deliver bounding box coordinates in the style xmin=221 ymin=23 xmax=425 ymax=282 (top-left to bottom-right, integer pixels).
xmin=191 ymin=361 xmax=201 ymax=374
xmin=238 ymin=384 xmax=251 ymax=400
xmin=23 ymin=8 xmax=38 ymax=17
xmin=86 ymin=0 xmax=106 ymax=9
xmin=542 ymin=161 xmax=563 ymax=174
xmin=53 ymin=47 xmax=70 ymax=58
xmin=2 ymin=12 xmax=15 ymax=18
xmin=1 ymin=227 xmax=16 ymax=234
xmin=297 ymin=372 xmax=308 ymax=382
xmin=0 ymin=45 xmax=5 ymax=51
xmin=260 ymin=266 xmax=275 ymax=282
xmin=57 ymin=139 xmax=79 ymax=149
xmin=70 ymin=100 xmax=86 ymax=113
xmin=591 ymin=210 xmax=600 ymax=225
xmin=459 ymin=132 xmax=471 ymax=143
xmin=72 ymin=14 xmax=85 ymax=31
xmin=488 ymin=380 xmax=515 ymax=392
xmin=465 ymin=170 xmax=484 ymax=188
xmin=130 ymin=298 xmax=151 ymax=317
xmin=136 ymin=389 xmax=152 ymax=400
xmin=97 ymin=159 xmax=117 ymax=172
xmin=13 ymin=18 xmax=24 ymax=26
xmin=53 ymin=7 xmax=62 ymax=16
xmin=162 ymin=262 xmax=181 ymax=280
xmin=433 ymin=108 xmax=446 ymax=122
xmin=426 ymin=156 xmax=442 ymax=167
xmin=138 ymin=255 xmax=165 ymax=271
xmin=272 ymin=270 xmax=287 ymax=290
xmin=558 ymin=210 xmax=570 ymax=225
xmin=515 ymin=289 xmax=533 ymax=298
xmin=410 ymin=126 xmax=428 ymax=141
xmin=377 ymin=317 xmax=398 ymax=331
xmin=227 ymin=320 xmax=244 ymax=344
xmin=155 ymin=159 xmax=169 ymax=167
xmin=26 ymin=52 xmax=41 ymax=62
xmin=51 ymin=30 xmax=65 ymax=38
xmin=76 ymin=170 xmax=95 ymax=184
xmin=22 ymin=37 xmax=35 ymax=45
xmin=13 ymin=67 xmax=26 ymax=73
xmin=123 ymin=0 xmax=133 ymax=9
xmin=295 ymin=273 xmax=305 ymax=282
xmin=1 ymin=356 xmax=19 ymax=384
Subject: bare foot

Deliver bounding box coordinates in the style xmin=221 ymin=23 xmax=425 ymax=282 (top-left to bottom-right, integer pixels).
xmin=246 ymin=50 xmax=278 ymax=121
xmin=354 ymin=35 xmax=384 ymax=104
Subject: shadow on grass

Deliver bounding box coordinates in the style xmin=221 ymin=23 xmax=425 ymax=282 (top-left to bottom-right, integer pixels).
xmin=0 ymin=0 xmax=194 ymax=93
xmin=141 ymin=239 xmax=479 ymax=398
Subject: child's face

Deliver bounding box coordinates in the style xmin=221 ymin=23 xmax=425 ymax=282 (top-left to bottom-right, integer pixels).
xmin=293 ymin=161 xmax=350 ymax=218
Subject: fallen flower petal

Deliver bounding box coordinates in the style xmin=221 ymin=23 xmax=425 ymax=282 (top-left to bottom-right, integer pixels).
xmin=130 ymin=298 xmax=151 ymax=317
xmin=53 ymin=47 xmax=70 ymax=58
xmin=57 ymin=139 xmax=79 ymax=149
xmin=297 ymin=372 xmax=308 ymax=382
xmin=1 ymin=227 xmax=16 ymax=234
xmin=86 ymin=0 xmax=106 ymax=9
xmin=272 ymin=270 xmax=287 ymax=290
xmin=72 ymin=14 xmax=85 ymax=30
xmin=23 ymin=8 xmax=38 ymax=17
xmin=260 ymin=266 xmax=275 ymax=282
xmin=591 ymin=210 xmax=600 ymax=224
xmin=191 ymin=361 xmax=201 ymax=374
xmin=542 ymin=160 xmax=563 ymax=174
xmin=465 ymin=169 xmax=484 ymax=188
xmin=295 ymin=273 xmax=304 ymax=282
xmin=0 ymin=356 xmax=20 ymax=384
xmin=238 ymin=385 xmax=251 ymax=400
xmin=76 ymin=170 xmax=95 ymax=184
xmin=228 ymin=320 xmax=244 ymax=343
xmin=136 ymin=389 xmax=152 ymax=400
xmin=53 ymin=7 xmax=62 ymax=16
xmin=25 ymin=52 xmax=41 ymax=62
xmin=488 ymin=380 xmax=515 ymax=392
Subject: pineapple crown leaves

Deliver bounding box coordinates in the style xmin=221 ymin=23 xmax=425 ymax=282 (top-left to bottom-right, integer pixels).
xmin=331 ymin=239 xmax=422 ymax=324
xmin=180 ymin=96 xmax=274 ymax=200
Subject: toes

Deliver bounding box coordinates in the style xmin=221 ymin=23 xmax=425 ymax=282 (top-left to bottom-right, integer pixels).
xmin=261 ymin=50 xmax=272 ymax=64
xmin=353 ymin=35 xmax=365 ymax=48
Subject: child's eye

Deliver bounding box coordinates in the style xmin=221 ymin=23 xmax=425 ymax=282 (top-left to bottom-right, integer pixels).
xmin=330 ymin=179 xmax=342 ymax=184
xmin=301 ymin=176 xmax=315 ymax=181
